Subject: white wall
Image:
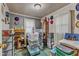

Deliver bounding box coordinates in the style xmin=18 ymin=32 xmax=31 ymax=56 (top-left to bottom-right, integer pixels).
xmin=2 ymin=3 xmax=10 ymax=30
xmin=41 ymin=3 xmax=77 ymax=45
xmin=41 ymin=4 xmax=75 ymax=33
xmin=41 ymin=4 xmax=75 ymax=19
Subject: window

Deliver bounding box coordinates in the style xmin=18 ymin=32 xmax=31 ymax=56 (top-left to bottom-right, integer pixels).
xmin=24 ymin=18 xmax=35 ymax=33
xmin=54 ymin=13 xmax=71 ymax=34
xmin=54 ymin=12 xmax=71 ymax=45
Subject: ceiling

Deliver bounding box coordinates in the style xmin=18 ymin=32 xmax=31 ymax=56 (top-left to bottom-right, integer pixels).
xmin=7 ymin=3 xmax=69 ymax=18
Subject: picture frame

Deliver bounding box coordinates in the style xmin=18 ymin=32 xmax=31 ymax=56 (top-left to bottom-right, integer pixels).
xmin=76 ymin=13 xmax=79 ymax=20
xmin=76 ymin=3 xmax=79 ymax=11
xmin=76 ymin=21 xmax=79 ymax=28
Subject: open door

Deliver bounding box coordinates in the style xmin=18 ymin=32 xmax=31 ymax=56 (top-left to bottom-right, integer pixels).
xmin=43 ymin=17 xmax=49 ymax=48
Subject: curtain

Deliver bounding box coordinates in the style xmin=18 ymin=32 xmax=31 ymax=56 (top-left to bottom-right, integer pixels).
xmin=54 ymin=12 xmax=71 ymax=45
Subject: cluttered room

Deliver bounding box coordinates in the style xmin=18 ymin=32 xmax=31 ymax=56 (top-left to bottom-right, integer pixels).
xmin=0 ymin=3 xmax=79 ymax=56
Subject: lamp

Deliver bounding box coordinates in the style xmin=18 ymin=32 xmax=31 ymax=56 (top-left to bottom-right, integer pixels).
xmin=34 ymin=3 xmax=41 ymax=10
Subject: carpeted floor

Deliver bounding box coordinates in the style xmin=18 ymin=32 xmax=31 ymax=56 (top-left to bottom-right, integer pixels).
xmin=37 ymin=48 xmax=52 ymax=56
xmin=14 ymin=47 xmax=52 ymax=56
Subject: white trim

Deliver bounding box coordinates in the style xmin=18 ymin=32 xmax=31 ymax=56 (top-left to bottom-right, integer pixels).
xmin=8 ymin=11 xmax=41 ymax=19
xmin=41 ymin=3 xmax=76 ymax=19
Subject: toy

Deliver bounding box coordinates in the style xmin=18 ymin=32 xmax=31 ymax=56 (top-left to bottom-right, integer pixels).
xmin=38 ymin=31 xmax=43 ymax=49
xmin=28 ymin=32 xmax=39 ymax=48
xmin=51 ymin=47 xmax=56 ymax=56
xmin=27 ymin=32 xmax=40 ymax=56
xmin=2 ymin=30 xmax=9 ymax=37
xmin=5 ymin=12 xmax=10 ymax=24
xmin=47 ymin=33 xmax=54 ymax=49
xmin=14 ymin=17 xmax=20 ymax=25
xmin=50 ymin=16 xmax=54 ymax=24
xmin=27 ymin=45 xmax=40 ymax=56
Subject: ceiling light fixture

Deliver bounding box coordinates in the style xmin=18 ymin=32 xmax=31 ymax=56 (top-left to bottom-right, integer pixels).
xmin=34 ymin=3 xmax=41 ymax=10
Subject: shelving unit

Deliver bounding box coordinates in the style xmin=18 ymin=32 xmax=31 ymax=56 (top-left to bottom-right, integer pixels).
xmin=1 ymin=3 xmax=13 ymax=56
xmin=36 ymin=29 xmax=43 ymax=50
xmin=2 ymin=30 xmax=14 ymax=56
xmin=9 ymin=13 xmax=26 ymax=56
xmin=13 ymin=29 xmax=26 ymax=55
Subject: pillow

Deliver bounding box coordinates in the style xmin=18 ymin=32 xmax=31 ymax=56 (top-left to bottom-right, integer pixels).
xmin=74 ymin=34 xmax=79 ymax=41
xmin=64 ymin=33 xmax=70 ymax=39
xmin=70 ymin=34 xmax=75 ymax=40
xmin=64 ymin=33 xmax=74 ymax=40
